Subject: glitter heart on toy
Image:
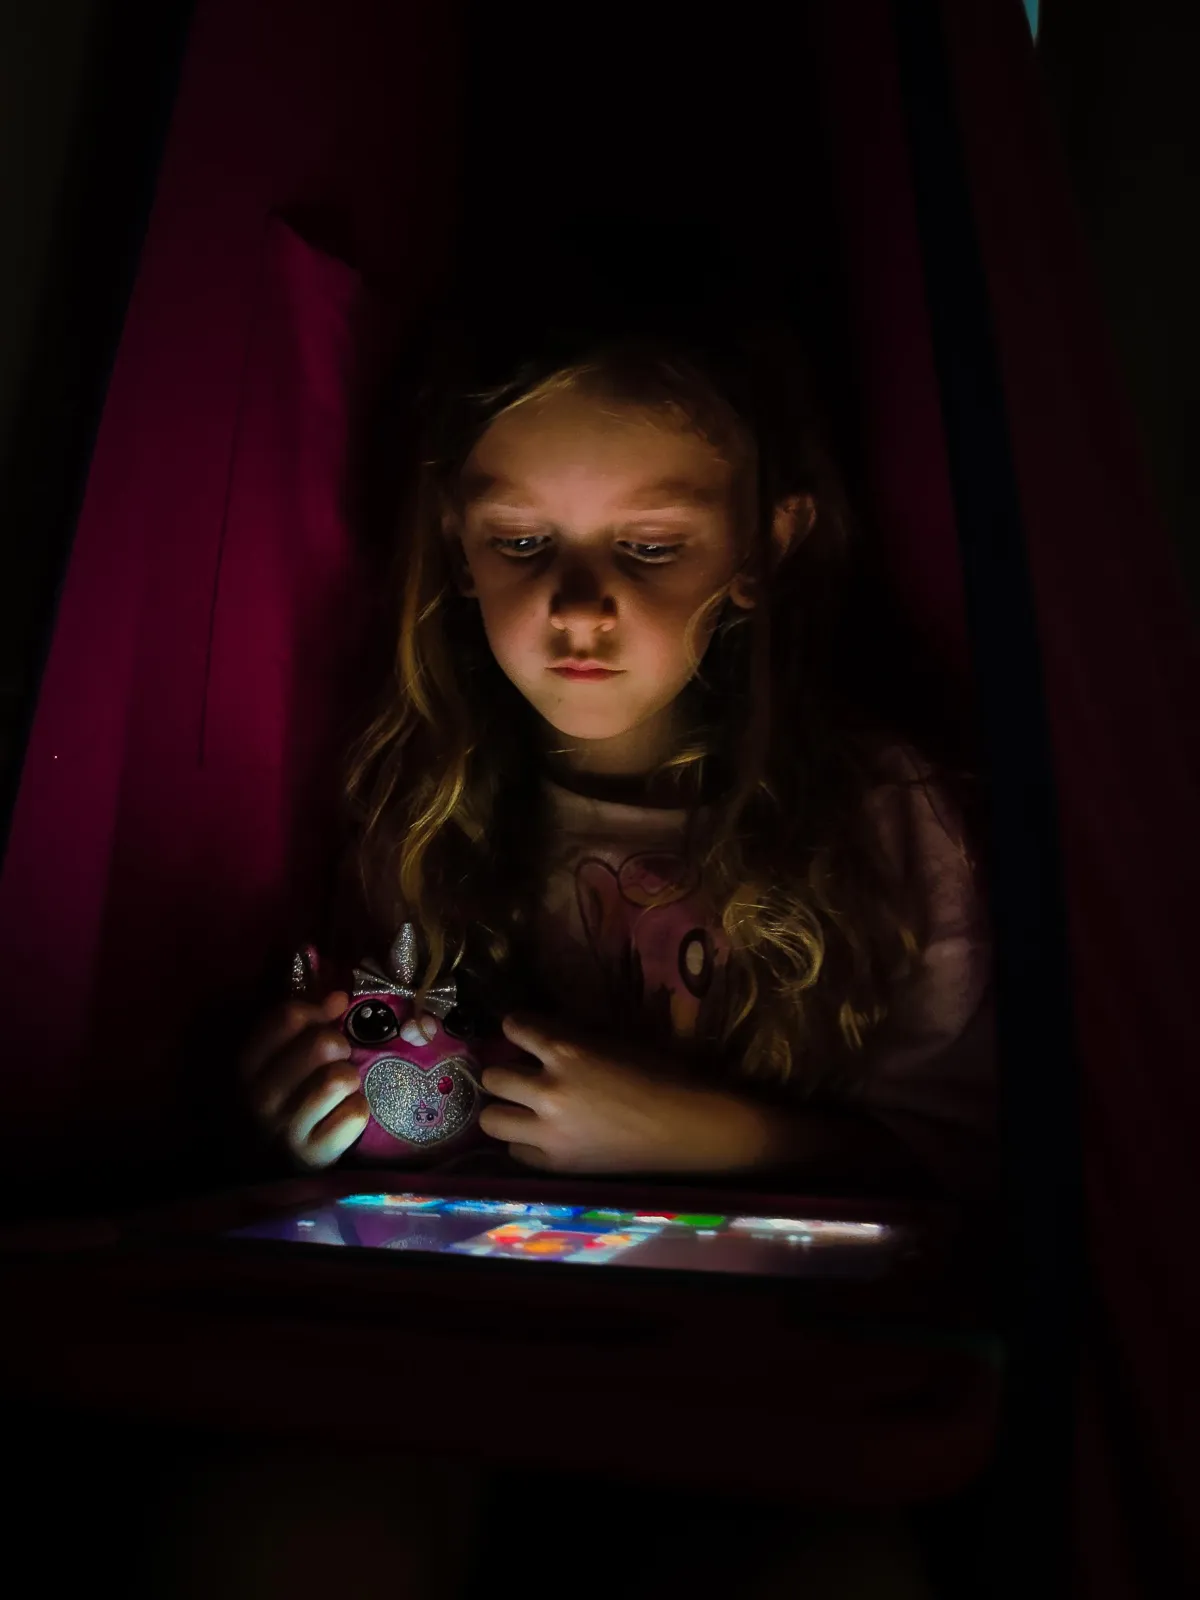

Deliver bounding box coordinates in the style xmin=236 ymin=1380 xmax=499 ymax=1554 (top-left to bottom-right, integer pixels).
xmin=291 ymin=924 xmax=510 ymax=1162
xmin=362 ymin=1054 xmax=480 ymax=1146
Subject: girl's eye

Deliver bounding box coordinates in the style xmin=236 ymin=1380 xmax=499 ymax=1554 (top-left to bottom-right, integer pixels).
xmin=487 ymin=534 xmax=683 ymax=563
xmin=619 ymin=541 xmax=682 ymax=564
xmin=490 ymin=535 xmax=549 ymax=559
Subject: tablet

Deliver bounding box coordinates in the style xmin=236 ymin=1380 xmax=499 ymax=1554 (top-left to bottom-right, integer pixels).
xmin=227 ymin=1191 xmax=912 ymax=1281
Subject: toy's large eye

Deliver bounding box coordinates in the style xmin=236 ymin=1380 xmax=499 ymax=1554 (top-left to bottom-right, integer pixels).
xmin=346 ymin=999 xmax=400 ymax=1046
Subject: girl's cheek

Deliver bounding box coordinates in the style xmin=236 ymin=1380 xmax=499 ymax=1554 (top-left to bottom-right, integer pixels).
xmin=486 ymin=596 xmax=542 ymax=659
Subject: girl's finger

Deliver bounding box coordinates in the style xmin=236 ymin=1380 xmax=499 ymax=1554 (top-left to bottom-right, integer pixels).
xmin=507 ymin=1142 xmax=557 ymax=1170
xmin=479 ymin=1064 xmax=548 ymax=1112
xmin=303 ymin=1091 xmax=370 ymax=1169
xmin=478 ymin=1102 xmax=541 ymax=1146
xmin=499 ymin=1012 xmax=566 ymax=1065
xmin=252 ymin=1028 xmax=352 ymax=1123
xmin=286 ymin=1061 xmax=362 ymax=1149
xmin=240 ymin=991 xmax=349 ymax=1082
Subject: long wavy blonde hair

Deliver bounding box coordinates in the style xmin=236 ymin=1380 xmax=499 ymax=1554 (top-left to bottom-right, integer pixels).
xmin=343 ymin=308 xmax=965 ymax=1094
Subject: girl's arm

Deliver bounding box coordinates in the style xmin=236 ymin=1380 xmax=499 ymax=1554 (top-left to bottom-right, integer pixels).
xmin=481 ymin=1010 xmax=980 ymax=1195
xmin=699 ymin=758 xmax=999 ymax=1200
xmin=700 ymin=985 xmax=997 ymax=1198
xmin=715 ymin=1092 xmax=940 ymax=1191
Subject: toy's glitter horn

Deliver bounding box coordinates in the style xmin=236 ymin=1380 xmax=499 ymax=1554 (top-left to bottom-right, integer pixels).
xmin=291 ymin=923 xmax=458 ymax=1019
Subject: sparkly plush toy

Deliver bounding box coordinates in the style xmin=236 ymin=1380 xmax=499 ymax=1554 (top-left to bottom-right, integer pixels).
xmin=290 ymin=924 xmax=515 ymax=1164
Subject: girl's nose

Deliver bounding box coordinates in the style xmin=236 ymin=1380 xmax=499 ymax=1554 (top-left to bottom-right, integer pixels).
xmin=549 ymin=565 xmax=617 ymax=632
xmin=550 ymin=601 xmax=617 ymax=633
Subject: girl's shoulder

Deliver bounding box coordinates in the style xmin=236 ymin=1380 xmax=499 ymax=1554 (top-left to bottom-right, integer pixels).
xmin=857 ymin=733 xmax=942 ymax=794
xmin=854 ymin=736 xmax=983 ymax=916
xmin=855 ymin=733 xmax=968 ymax=824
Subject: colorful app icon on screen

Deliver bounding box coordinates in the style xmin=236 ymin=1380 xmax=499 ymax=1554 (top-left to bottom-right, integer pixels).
xmin=582 ymin=1207 xmax=725 ymax=1229
xmin=565 ymin=1229 xmax=655 ymax=1263
xmin=337 ymin=1194 xmax=444 ymax=1210
xmin=444 ymin=1200 xmax=533 ymax=1217
xmin=449 ymin=1224 xmax=656 ymax=1263
xmin=520 ymin=1228 xmax=650 ymax=1261
xmin=484 ymin=1221 xmax=543 ymax=1242
xmin=582 ymin=1209 xmax=681 ymax=1226
xmin=624 ymin=1211 xmax=727 ymax=1228
xmin=448 ymin=1224 xmax=570 ymax=1258
xmin=447 ymin=1221 xmax=537 ymax=1256
xmin=514 ymin=1231 xmax=589 ymax=1257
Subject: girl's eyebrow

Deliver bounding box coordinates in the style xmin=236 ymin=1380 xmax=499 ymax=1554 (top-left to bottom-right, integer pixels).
xmin=462 ymin=471 xmax=724 ymax=510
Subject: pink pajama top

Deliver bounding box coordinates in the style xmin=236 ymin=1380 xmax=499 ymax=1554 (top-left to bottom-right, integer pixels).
xmin=526 ymin=746 xmax=996 ymax=1196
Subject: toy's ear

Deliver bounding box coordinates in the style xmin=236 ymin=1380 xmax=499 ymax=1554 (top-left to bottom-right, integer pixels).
xmin=389 ymin=923 xmax=420 ymax=988
xmin=729 ymin=494 xmax=817 ymax=610
xmin=290 ymin=944 xmax=320 ymax=1000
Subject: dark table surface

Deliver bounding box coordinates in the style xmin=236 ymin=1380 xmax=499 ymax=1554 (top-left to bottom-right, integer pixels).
xmin=0 ymin=1169 xmax=1004 ymax=1506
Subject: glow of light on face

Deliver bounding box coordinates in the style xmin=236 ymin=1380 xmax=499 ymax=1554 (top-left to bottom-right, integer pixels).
xmin=456 ymin=393 xmax=741 ymax=771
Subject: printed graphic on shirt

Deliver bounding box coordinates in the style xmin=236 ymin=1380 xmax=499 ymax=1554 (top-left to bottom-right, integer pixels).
xmin=571 ymin=849 xmax=731 ymax=1049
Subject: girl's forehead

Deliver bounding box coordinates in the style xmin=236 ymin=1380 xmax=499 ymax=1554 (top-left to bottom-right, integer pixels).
xmin=462 ymin=390 xmax=734 ymax=509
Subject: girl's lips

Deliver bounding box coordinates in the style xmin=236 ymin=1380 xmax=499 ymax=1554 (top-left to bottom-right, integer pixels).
xmin=549 ymin=665 xmax=621 ymax=679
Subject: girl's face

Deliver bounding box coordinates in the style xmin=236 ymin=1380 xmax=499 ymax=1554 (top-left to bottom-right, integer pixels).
xmin=453 ymin=390 xmax=752 ymax=778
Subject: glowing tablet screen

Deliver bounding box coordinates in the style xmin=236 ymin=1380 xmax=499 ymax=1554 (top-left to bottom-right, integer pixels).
xmin=227 ymin=1194 xmax=904 ymax=1279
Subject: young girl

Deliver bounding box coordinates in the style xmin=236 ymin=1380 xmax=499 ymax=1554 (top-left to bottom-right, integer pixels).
xmin=218 ymin=299 xmax=995 ymax=1600
xmin=241 ymin=303 xmax=996 ymax=1202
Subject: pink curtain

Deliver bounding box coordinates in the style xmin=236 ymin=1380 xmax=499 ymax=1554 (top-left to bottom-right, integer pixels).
xmin=816 ymin=1 xmax=1200 ymax=1592
xmin=0 ymin=0 xmax=459 ymax=1165
xmin=943 ymin=7 xmax=1200 ymax=1594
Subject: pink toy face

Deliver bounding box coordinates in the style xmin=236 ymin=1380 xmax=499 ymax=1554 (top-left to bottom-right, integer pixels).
xmin=341 ymin=990 xmax=482 ymax=1161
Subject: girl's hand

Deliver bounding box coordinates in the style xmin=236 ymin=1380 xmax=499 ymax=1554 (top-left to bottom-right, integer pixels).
xmin=239 ymin=991 xmax=368 ymax=1171
xmin=478 ymin=1013 xmax=775 ymax=1174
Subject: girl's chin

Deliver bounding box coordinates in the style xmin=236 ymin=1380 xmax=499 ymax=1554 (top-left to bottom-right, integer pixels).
xmin=541 ymin=717 xmax=641 ymax=742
